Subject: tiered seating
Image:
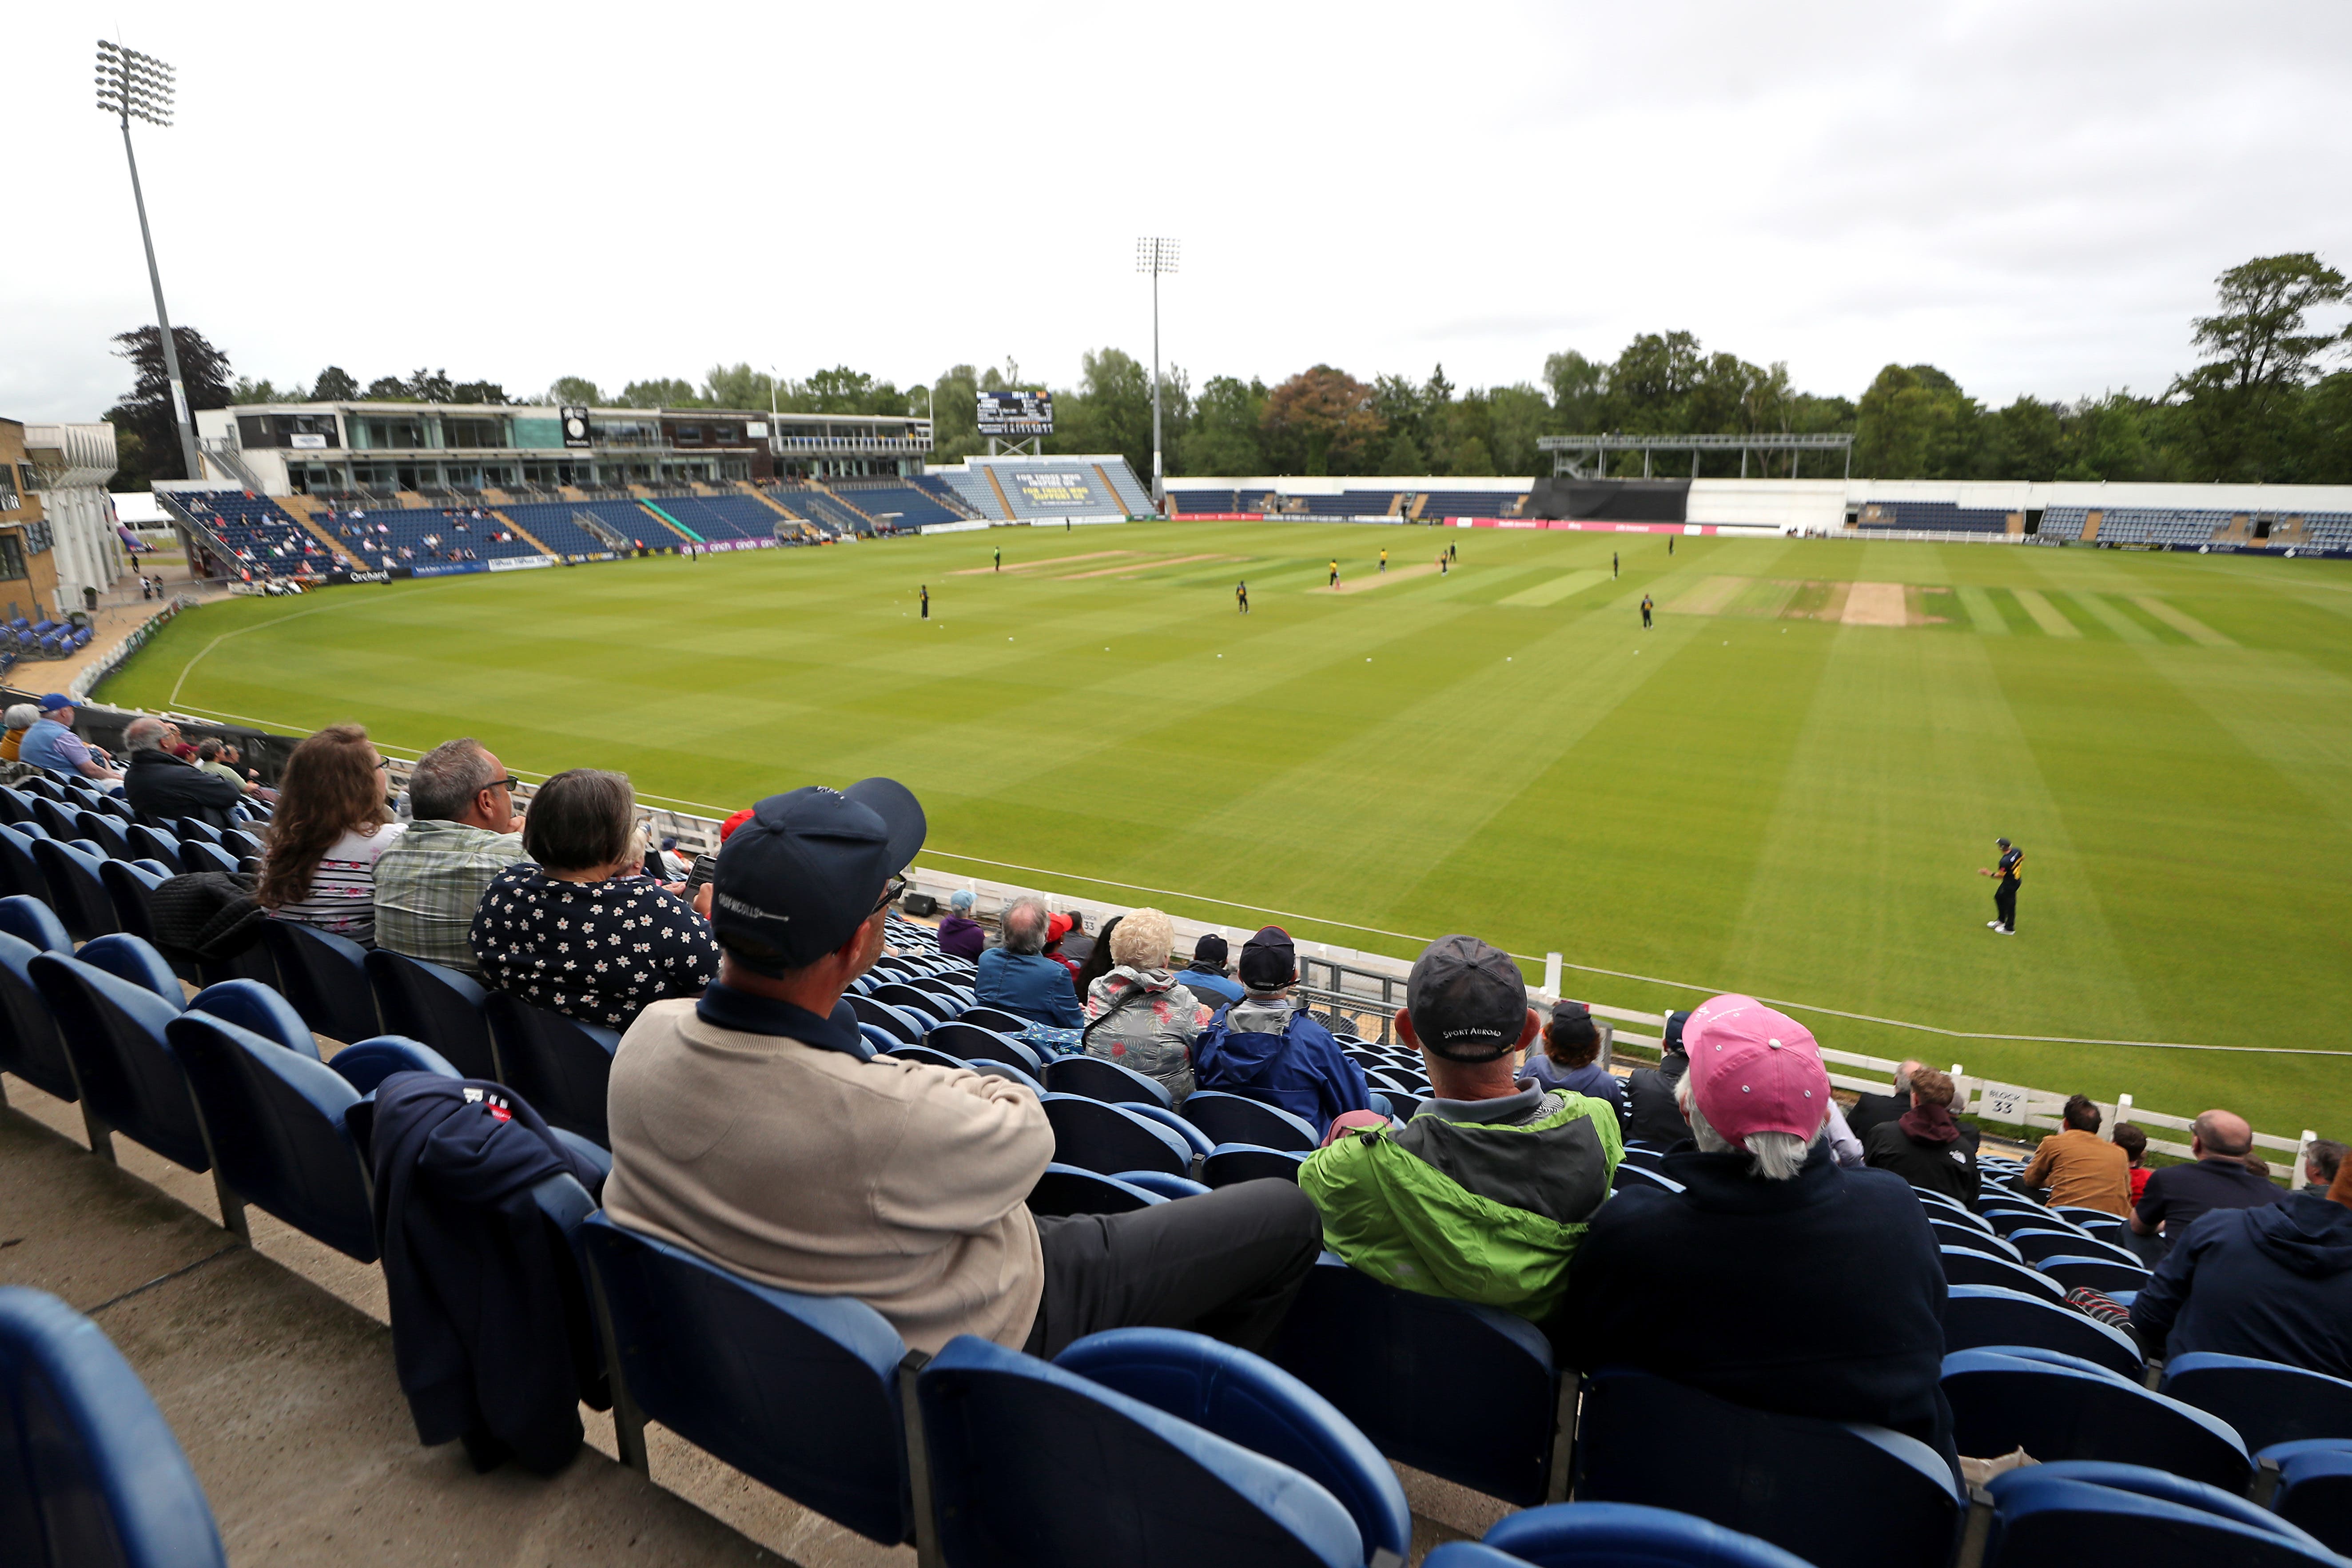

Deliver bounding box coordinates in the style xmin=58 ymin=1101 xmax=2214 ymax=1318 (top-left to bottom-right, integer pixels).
xmin=2090 ymin=509 xmax=2231 ymax=546
xmin=825 ymin=482 xmax=966 ymax=529
xmin=936 ymin=460 xmax=1151 ymax=523
xmin=939 ymin=470 xmax=1006 ymax=520
xmin=173 ymin=490 xmax=337 ymax=576
xmin=2304 ymin=513 xmax=2352 ymax=550
xmin=1858 ymin=501 xmax=2010 ymax=533
xmin=2041 ymin=506 xmax=2090 ymax=540
xmin=645 ymin=492 xmax=785 ymax=542
xmin=1098 ymin=462 xmax=1154 ymax=516
xmin=318 ymin=504 xmax=553 ymax=568
xmin=778 ymin=486 xmax=876 ymax=536
xmin=1414 ymin=490 xmax=1522 ymax=518
xmin=1170 ymin=486 xmax=1239 ymax=514
xmin=490 ymin=501 xmax=631 ymax=557
xmin=907 ymin=474 xmax=985 ymax=518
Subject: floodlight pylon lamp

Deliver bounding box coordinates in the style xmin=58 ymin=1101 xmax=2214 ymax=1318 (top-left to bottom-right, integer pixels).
xmin=1135 ymin=235 xmax=1180 ymax=275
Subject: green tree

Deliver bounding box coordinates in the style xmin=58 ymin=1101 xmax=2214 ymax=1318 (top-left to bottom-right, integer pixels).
xmin=1449 ymin=435 xmax=1496 ymax=477
xmin=1261 ymin=365 xmax=1382 ymax=475
xmin=1854 ymin=364 xmax=1981 ymax=478
xmin=105 ymin=324 xmax=235 ymax=486
xmin=363 ymin=376 xmax=408 ymax=400
xmin=929 ymin=364 xmax=985 ymax=463
xmin=311 ymin=366 xmax=359 ymax=401
xmin=2056 ymin=394 xmax=2162 ymax=482
xmin=1179 ymin=376 xmax=1267 ymax=475
xmin=1486 ymin=385 xmax=1550 ymax=474
xmin=2169 ymin=252 xmax=2349 ymax=480
xmin=230 ymin=376 xmax=296 ymax=404
xmin=618 ymin=378 xmax=701 ymax=408
xmin=701 ymin=363 xmax=776 ymax=411
xmin=1378 ymin=429 xmax=1426 ymax=474
xmin=547 ymin=375 xmax=604 ymax=406
xmin=1989 ymin=397 xmax=2066 ymax=481
xmin=450 ymin=380 xmax=505 ymax=405
xmin=1544 ymin=350 xmax=1607 ymax=431
xmin=2304 ymin=371 xmax=2352 ymax=483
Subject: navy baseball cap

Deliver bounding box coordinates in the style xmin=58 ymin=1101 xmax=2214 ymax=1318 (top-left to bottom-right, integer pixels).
xmin=709 ymin=779 xmax=926 ymax=974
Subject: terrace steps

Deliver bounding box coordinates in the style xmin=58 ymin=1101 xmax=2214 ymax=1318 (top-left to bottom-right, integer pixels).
xmin=486 ymin=509 xmax=559 ymax=557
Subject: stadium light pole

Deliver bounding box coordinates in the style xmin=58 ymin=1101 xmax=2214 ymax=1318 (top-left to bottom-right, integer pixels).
xmin=95 ymin=39 xmax=203 ymax=485
xmin=1136 ymin=237 xmax=1179 ymax=513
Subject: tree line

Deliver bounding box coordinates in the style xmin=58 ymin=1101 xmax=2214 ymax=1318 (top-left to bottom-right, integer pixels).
xmin=101 ymin=253 xmax=2347 ymax=491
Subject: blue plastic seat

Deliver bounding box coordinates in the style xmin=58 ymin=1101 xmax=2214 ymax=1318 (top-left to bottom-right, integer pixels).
xmin=929 ymin=1021 xmax=1042 ymax=1075
xmin=1041 ymin=1053 xmax=1173 ymax=1108
xmin=845 ymin=993 xmax=925 ymax=1043
xmin=1026 ymin=1163 xmax=1166 ymax=1217
xmin=2267 ymin=1441 xmax=2352 ymax=1555
xmin=2162 ymin=1354 xmax=2352 ymax=1453
xmin=873 ymin=980 xmax=960 ymax=1022
xmin=177 ymin=839 xmax=240 ymax=876
xmin=1942 ymin=1348 xmax=2250 ymax=1489
xmin=174 ymin=817 xmax=226 ymax=845
xmin=73 ymin=811 xmax=131 ymax=859
xmin=1181 ymin=1088 xmax=1321 ymax=1152
xmin=32 ymin=837 xmax=119 ymax=943
xmin=2008 ymin=1226 xmax=2141 ymax=1267
xmin=916 ymin=1330 xmax=1381 ymax=1568
xmin=258 ymin=919 xmax=378 ymax=1043
xmin=364 ymin=949 xmax=499 ymax=1081
xmin=1985 ymin=1460 xmax=2340 ymax=1565
xmin=2034 ymin=1254 xmax=2150 ymax=1295
xmin=0 ymin=1286 xmax=229 ymax=1568
xmin=217 ymin=829 xmax=264 ymax=863
xmin=28 ymin=795 xmax=80 ymax=842
xmin=579 ymin=1214 xmax=929 ymax=1549
xmin=0 ymin=824 xmax=45 ymax=903
xmin=878 ymin=1042 xmax=970 ymax=1072
xmin=1575 ymin=1365 xmax=1962 ymax=1568
xmin=485 ymin=993 xmax=621 ymax=1146
xmin=1268 ymin=1255 xmax=1571 ymax=1506
xmin=1203 ymin=1142 xmax=1309 ymax=1186
xmin=171 ymin=1009 xmax=456 ymax=1262
xmin=1040 ymin=1092 xmax=1195 ymax=1178
xmin=955 ymin=1005 xmax=1035 ymax=1037
xmin=1612 ymin=1162 xmax=1687 ymax=1195
xmin=1940 ymin=1246 xmax=2066 ymax=1299
xmin=1116 ymin=1170 xmax=1213 ymax=1202
xmin=0 ymin=896 xmax=79 ymax=1107
xmin=1944 ymin=1285 xmax=2145 ymax=1378
xmin=1930 ymin=1217 xmax=2023 ymax=1260
xmin=1480 ymin=1500 xmax=1818 ymax=1568
xmin=0 ymin=785 xmax=31 ymax=825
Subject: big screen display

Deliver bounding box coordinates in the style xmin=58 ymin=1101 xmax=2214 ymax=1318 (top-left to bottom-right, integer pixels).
xmin=977 ymin=391 xmax=1054 ymax=436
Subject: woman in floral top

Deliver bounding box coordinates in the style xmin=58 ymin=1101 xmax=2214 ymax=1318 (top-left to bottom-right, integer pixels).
xmin=470 ymin=768 xmax=719 ymax=1031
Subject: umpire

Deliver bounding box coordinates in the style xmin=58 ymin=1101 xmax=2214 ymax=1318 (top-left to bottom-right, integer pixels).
xmin=1978 ymin=837 xmax=2022 ymax=934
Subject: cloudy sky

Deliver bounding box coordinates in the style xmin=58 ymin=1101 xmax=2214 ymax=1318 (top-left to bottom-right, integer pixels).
xmin=8 ymin=0 xmax=2349 ymax=423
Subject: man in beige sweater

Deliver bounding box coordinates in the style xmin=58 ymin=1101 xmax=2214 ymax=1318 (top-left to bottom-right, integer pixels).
xmin=2018 ymin=1094 xmax=2133 ymax=1216
xmin=602 ymin=778 xmax=1320 ymax=1357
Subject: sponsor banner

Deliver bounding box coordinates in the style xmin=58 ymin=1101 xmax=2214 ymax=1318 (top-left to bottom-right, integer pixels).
xmin=1027 ymin=513 xmax=1126 ymax=527
xmin=1009 ymin=471 xmax=1097 ymax=509
xmin=487 ymin=554 xmax=557 ymax=572
xmin=323 ymin=569 xmax=393 ymax=585
xmin=689 ymin=537 xmax=775 ymax=553
xmin=922 ymin=520 xmax=991 ymax=536
xmin=565 ymin=552 xmax=621 ymax=564
xmin=410 ymin=561 xmax=489 ymax=577
xmin=290 ymin=432 xmax=328 ymax=449
xmin=1453 ymin=518 xmax=1715 ymax=535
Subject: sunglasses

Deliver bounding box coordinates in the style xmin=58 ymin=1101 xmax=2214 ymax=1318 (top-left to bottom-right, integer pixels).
xmin=870 ymin=875 xmax=909 ymax=916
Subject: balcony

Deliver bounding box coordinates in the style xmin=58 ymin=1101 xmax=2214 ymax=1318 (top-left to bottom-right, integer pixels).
xmin=769 ymin=434 xmax=934 ymax=455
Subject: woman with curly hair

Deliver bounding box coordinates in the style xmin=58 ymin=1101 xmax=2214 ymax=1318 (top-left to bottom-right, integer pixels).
xmin=256 ymin=723 xmax=405 ymax=943
xmin=1079 ymin=907 xmax=1212 ymax=1104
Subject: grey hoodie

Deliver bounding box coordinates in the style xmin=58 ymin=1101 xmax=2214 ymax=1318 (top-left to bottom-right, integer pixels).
xmin=1082 ymin=966 xmax=1212 ymax=1103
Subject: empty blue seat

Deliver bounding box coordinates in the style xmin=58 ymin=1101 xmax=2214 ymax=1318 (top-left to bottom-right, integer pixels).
xmin=873 ymin=980 xmax=961 ymax=1022
xmin=580 ymin=1214 xmax=930 ymax=1549
xmin=0 ymin=896 xmax=81 ymax=1115
xmin=930 ymin=1021 xmax=1042 ymax=1075
xmin=174 ymin=817 xmax=225 ymax=846
xmin=2035 ymin=1254 xmax=2150 ymax=1295
xmin=485 ymin=994 xmax=621 ymax=1146
xmin=2162 ymin=1354 xmax=2352 ymax=1453
xmin=1181 ymin=1089 xmax=1320 ymax=1152
xmin=1573 ymin=1366 xmax=1963 ymax=1568
xmin=1268 ymin=1255 xmax=1570 ymax=1505
xmin=1041 ymin=1053 xmax=1172 ymax=1108
xmin=845 ymin=993 xmax=925 ymax=1043
xmin=1612 ymin=1162 xmax=1687 ymax=1195
xmin=1041 ymin=1093 xmax=1195 ymax=1178
xmin=955 ymin=1005 xmax=1035 ymax=1037
xmin=1481 ymin=1500 xmax=1819 ymax=1568
xmin=1940 ymin=1246 xmax=2067 ymax=1299
xmin=28 ymin=795 xmax=80 ymax=842
xmin=73 ymin=811 xmax=131 ymax=859
xmin=1984 ymin=1461 xmax=2340 ymax=1565
xmin=258 ymin=919 xmax=379 ymax=1043
xmin=171 ymin=1009 xmax=456 ymax=1262
xmin=2008 ymin=1227 xmax=2141 ymax=1267
xmin=1026 ymin=1163 xmax=1166 ymax=1217
xmin=177 ymin=839 xmax=240 ymax=876
xmin=878 ymin=1043 xmax=970 ymax=1072
xmin=364 ymin=949 xmax=499 ymax=1081
xmin=1944 ymin=1285 xmax=2145 ymax=1379
xmin=1203 ymin=1142 xmax=1309 ymax=1187
xmin=0 ymin=1286 xmax=228 ymax=1568
xmin=1116 ymin=1170 xmax=1213 ymax=1202
xmin=917 ymin=1330 xmax=1381 ymax=1568
xmin=0 ymin=825 xmax=46 ymax=903
xmin=32 ymin=837 xmax=118 ymax=943
xmin=1929 ymin=1217 xmax=2022 ymax=1260
xmin=1941 ymin=1349 xmax=2249 ymax=1489
xmin=2267 ymin=1441 xmax=2352 ymax=1555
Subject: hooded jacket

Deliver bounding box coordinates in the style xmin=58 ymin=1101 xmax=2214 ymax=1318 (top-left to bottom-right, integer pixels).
xmin=2128 ymin=1189 xmax=2352 ymax=1377
xmin=1082 ymin=966 xmax=1212 ymax=1102
xmin=1623 ymin=1050 xmax=1690 ymax=1147
xmin=1863 ymin=1103 xmax=1981 ymax=1203
xmin=935 ymin=913 xmax=986 ymax=961
xmin=1192 ymin=994 xmax=1372 ymax=1129
xmin=1301 ymin=1083 xmax=1620 ymax=1321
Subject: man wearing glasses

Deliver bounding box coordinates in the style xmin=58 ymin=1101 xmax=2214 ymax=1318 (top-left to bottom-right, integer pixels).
xmin=604 ymin=778 xmax=1325 ymax=1360
xmin=372 ymin=737 xmax=530 ymax=976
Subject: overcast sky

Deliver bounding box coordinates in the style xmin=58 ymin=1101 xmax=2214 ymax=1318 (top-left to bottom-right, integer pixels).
xmin=9 ymin=0 xmax=2350 ymax=423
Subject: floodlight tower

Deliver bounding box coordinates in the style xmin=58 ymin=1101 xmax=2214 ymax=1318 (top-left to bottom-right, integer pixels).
xmin=1135 ymin=237 xmax=1179 ymax=513
xmin=95 ymin=39 xmax=202 ymax=483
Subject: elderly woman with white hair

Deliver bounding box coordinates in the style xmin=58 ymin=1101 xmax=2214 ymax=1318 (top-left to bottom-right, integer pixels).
xmin=0 ymin=704 xmax=38 ymax=764
xmin=1079 ymin=907 xmax=1214 ymax=1104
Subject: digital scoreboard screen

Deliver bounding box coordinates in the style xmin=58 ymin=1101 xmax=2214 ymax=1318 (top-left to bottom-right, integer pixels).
xmin=977 ymin=390 xmax=1054 ymax=436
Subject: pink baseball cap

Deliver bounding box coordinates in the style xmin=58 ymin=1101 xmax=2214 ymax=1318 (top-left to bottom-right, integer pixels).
xmin=1683 ymin=994 xmax=1830 ymax=1150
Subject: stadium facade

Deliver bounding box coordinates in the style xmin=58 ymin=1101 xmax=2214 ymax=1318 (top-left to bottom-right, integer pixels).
xmin=0 ymin=418 xmax=128 ymax=617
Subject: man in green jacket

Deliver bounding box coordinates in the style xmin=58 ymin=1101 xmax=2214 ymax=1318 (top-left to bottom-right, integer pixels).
xmin=1300 ymin=935 xmax=1620 ymax=1324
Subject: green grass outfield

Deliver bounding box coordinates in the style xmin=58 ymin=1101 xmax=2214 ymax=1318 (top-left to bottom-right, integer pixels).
xmin=97 ymin=522 xmax=2352 ymax=1139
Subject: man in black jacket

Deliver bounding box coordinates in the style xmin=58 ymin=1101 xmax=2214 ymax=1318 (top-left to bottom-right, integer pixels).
xmin=121 ymin=716 xmax=244 ymax=831
xmin=1623 ymin=1009 xmax=1693 ymax=1146
xmin=1862 ymin=1068 xmax=1980 ymax=1202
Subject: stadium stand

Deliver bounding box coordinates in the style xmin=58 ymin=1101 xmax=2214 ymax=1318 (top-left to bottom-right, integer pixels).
xmin=320 ymin=503 xmax=559 ymax=567
xmin=824 ymin=480 xmax=970 ymax=529
xmin=1858 ymin=501 xmax=2011 ymax=533
xmin=637 ymin=492 xmax=785 ymax=543
xmin=773 ymin=485 xmax=877 ymax=537
xmin=482 ymin=501 xmax=641 ymax=557
xmin=931 ymin=458 xmax=1150 ymax=522
xmin=1170 ymin=486 xmax=1242 ymax=514
xmin=170 ymin=490 xmax=341 ymax=576
xmin=1414 ymin=490 xmax=1520 ymax=519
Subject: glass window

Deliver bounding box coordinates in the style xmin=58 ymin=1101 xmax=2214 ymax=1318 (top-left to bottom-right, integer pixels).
xmin=443 ymin=416 xmax=506 ymax=449
xmin=358 ymin=417 xmax=430 ymax=450
xmin=511 ymin=417 xmax=562 ymax=449
xmin=0 ymin=533 xmax=24 ymax=580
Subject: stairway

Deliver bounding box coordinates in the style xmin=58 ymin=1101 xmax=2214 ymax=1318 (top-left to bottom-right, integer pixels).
xmin=810 ymin=481 xmax=883 ymax=532
xmin=280 ymin=496 xmax=368 ymax=569
xmin=634 ymin=500 xmax=703 ymax=545
xmin=485 ymin=509 xmax=558 ymax=557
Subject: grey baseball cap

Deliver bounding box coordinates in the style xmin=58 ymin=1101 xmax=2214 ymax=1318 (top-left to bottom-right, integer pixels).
xmin=1406 ymin=935 xmax=1529 ymax=1063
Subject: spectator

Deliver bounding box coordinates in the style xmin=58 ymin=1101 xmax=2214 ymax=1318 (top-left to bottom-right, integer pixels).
xmin=1054 ymin=909 xmax=1096 ymax=970
xmin=2310 ymin=1138 xmax=2347 ymax=1192
xmin=120 ymin=717 xmax=243 ymax=832
xmin=193 ymin=738 xmax=242 ymax=789
xmin=2129 ymin=1136 xmax=2352 ymax=1378
xmin=2018 ymin=1094 xmax=2132 ymax=1216
xmin=0 ymin=703 xmax=38 ymax=763
xmin=1303 ymin=936 xmax=1620 ymax=1321
xmin=1070 ymin=914 xmax=1123 ymax=998
xmin=2131 ymin=1109 xmax=2286 ymax=1250
xmin=935 ymin=888 xmax=986 ymax=961
xmin=1862 ymin=1068 xmax=1980 ymax=1202
xmin=1556 ymin=995 xmax=1953 ymax=1460
xmin=372 ymin=738 xmax=531 ymax=977
xmin=1180 ymin=933 xmax=1246 ymax=1006
xmin=601 ymin=780 xmax=1322 ymax=1357
xmin=471 ymin=768 xmax=718 ymax=1031
xmin=1845 ymin=1060 xmax=1923 ymax=1146
xmin=973 ymin=896 xmax=1083 ymax=1027
xmin=18 ymin=695 xmax=122 ymax=785
xmin=1622 ymin=1009 xmax=1693 ymax=1146
xmin=1523 ymin=1000 xmax=1628 ymax=1127
xmin=1193 ymin=926 xmax=1374 ymax=1129
xmin=1080 ymin=908 xmax=1212 ymax=1104
xmin=2113 ymin=1122 xmax=2152 ymax=1205
xmin=256 ymin=724 xmax=406 ymax=943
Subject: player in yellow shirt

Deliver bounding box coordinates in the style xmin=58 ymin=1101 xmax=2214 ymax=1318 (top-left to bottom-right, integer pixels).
xmin=1379 ymin=548 xmax=1388 ymax=573
xmin=1329 ymin=558 xmax=1340 ymax=588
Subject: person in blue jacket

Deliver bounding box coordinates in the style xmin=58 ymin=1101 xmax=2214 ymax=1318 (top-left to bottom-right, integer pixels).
xmin=973 ymin=894 xmax=1082 ymax=1027
xmin=1193 ymin=925 xmax=1372 ymax=1132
